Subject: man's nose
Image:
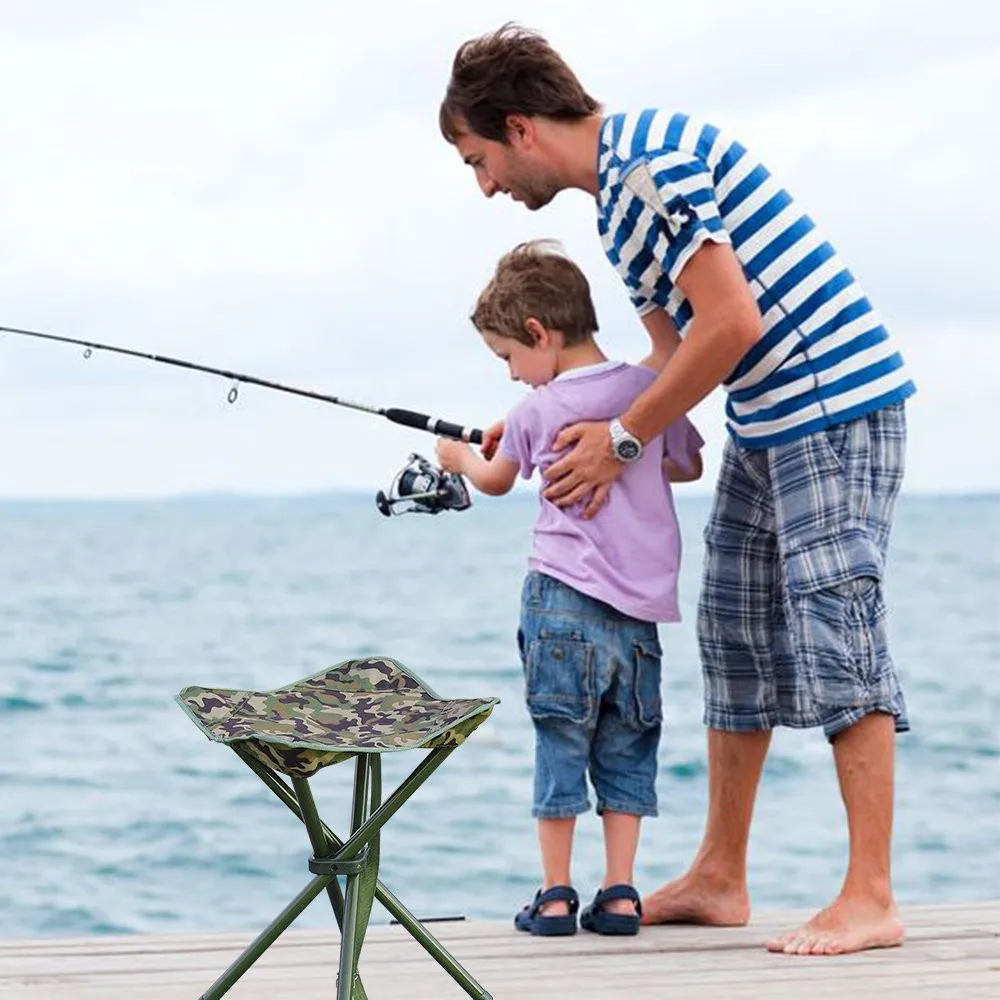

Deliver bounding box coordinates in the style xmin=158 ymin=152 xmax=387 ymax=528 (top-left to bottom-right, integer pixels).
xmin=478 ymin=174 xmax=499 ymax=198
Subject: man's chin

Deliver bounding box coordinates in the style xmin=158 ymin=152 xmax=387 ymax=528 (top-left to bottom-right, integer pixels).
xmin=522 ymin=191 xmax=557 ymax=211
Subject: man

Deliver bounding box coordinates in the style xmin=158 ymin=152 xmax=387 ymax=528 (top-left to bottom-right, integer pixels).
xmin=439 ymin=24 xmax=916 ymax=957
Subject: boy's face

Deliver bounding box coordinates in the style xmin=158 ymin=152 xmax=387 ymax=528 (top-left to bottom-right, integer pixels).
xmin=481 ymin=329 xmax=557 ymax=388
xmin=453 ymin=117 xmax=562 ymax=211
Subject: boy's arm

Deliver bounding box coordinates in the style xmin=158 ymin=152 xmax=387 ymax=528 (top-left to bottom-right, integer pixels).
xmin=479 ymin=418 xmax=505 ymax=460
xmin=638 ymin=309 xmax=683 ymax=372
xmin=662 ymin=414 xmax=706 ymax=483
xmin=663 ymin=452 xmax=703 ymax=483
xmin=436 ymin=438 xmax=518 ymax=496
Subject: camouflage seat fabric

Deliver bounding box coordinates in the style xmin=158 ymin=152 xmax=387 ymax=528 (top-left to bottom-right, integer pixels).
xmin=177 ymin=656 xmax=499 ymax=777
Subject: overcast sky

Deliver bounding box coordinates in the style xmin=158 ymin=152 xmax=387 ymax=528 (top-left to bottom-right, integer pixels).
xmin=0 ymin=0 xmax=997 ymax=498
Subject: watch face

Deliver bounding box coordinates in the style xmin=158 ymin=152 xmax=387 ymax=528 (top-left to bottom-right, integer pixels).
xmin=617 ymin=439 xmax=641 ymax=461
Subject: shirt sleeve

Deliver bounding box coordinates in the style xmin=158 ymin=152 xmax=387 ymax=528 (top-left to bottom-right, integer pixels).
xmin=498 ymin=398 xmax=537 ymax=480
xmin=629 ymin=288 xmax=653 ymax=314
xmin=662 ymin=415 xmax=705 ymax=476
xmin=621 ymin=153 xmax=731 ymax=312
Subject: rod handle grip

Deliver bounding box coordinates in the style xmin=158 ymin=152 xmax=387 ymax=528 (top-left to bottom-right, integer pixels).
xmin=384 ymin=408 xmax=483 ymax=445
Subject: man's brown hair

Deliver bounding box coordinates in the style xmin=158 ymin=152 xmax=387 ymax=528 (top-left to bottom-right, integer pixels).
xmin=440 ymin=23 xmax=599 ymax=143
xmin=471 ymin=240 xmax=599 ymax=347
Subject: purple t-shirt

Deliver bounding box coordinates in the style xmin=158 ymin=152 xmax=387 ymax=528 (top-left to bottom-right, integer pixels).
xmin=500 ymin=361 xmax=703 ymax=623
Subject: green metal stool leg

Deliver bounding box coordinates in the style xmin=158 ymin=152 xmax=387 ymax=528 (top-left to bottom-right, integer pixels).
xmin=294 ymin=757 xmax=378 ymax=1000
xmin=339 ymin=757 xmax=370 ymax=1000
xmin=354 ymin=755 xmax=381 ymax=967
xmin=338 ymin=863 xmax=362 ymax=1000
xmin=293 ymin=775 xmax=347 ymax=927
xmin=236 ymin=748 xmax=493 ymax=1000
xmin=199 ymin=872 xmax=335 ymax=1000
xmin=377 ymin=883 xmax=491 ymax=998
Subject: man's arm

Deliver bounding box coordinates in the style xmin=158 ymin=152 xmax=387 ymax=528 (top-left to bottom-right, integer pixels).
xmin=542 ymin=242 xmax=761 ymax=514
xmin=623 ymin=243 xmax=761 ymax=441
xmin=436 ymin=438 xmax=519 ymax=496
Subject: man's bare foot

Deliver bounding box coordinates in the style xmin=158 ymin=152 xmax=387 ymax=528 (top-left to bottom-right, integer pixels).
xmin=640 ymin=871 xmax=750 ymax=926
xmin=767 ymin=894 xmax=904 ymax=955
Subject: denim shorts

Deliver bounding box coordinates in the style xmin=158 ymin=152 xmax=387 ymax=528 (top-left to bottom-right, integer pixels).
xmin=518 ymin=571 xmax=663 ymax=819
xmin=698 ymin=403 xmax=909 ymax=741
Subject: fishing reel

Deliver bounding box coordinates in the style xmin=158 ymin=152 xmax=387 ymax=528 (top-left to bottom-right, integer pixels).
xmin=375 ymin=453 xmax=473 ymax=518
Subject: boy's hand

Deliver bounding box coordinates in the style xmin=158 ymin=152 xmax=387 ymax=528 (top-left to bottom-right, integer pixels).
xmin=479 ymin=420 xmax=504 ymax=460
xmin=436 ymin=437 xmax=472 ymax=474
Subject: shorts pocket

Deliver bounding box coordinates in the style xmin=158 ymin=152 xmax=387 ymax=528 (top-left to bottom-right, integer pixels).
xmin=524 ymin=635 xmax=596 ymax=724
xmin=783 ymin=530 xmax=889 ymax=703
xmin=817 ymin=420 xmax=852 ymax=474
xmin=784 ymin=527 xmax=884 ymax=595
xmin=631 ymin=637 xmax=663 ymax=729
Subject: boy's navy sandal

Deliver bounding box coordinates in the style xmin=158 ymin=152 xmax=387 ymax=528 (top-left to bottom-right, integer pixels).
xmin=514 ymin=885 xmax=579 ymax=936
xmin=580 ymin=884 xmax=642 ymax=936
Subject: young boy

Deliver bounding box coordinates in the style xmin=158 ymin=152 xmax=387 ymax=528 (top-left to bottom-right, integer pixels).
xmin=436 ymin=240 xmax=703 ymax=937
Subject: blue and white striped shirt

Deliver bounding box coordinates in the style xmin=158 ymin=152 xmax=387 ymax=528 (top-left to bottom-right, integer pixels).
xmin=597 ymin=110 xmax=916 ymax=448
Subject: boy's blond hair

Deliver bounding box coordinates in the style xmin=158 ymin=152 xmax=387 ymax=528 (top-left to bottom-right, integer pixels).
xmin=471 ymin=240 xmax=599 ymax=347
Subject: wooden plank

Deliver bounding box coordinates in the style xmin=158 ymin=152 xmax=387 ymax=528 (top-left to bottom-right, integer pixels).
xmin=1 ymin=918 xmax=995 ymax=969
xmin=0 ymin=903 xmax=996 ymax=1000
xmin=1 ymin=903 xmax=995 ymax=963
xmin=3 ymin=920 xmax=995 ymax=975
xmin=0 ymin=900 xmax=993 ymax=957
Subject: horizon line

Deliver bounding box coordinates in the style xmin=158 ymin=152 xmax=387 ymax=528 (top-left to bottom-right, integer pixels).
xmin=0 ymin=487 xmax=996 ymax=504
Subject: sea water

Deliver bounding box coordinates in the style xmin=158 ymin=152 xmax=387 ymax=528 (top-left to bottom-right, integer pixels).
xmin=0 ymin=493 xmax=996 ymax=938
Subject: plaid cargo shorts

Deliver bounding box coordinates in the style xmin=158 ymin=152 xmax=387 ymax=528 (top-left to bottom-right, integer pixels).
xmin=697 ymin=403 xmax=909 ymax=741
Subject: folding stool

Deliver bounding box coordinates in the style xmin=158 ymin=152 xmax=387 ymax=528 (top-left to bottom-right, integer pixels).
xmin=177 ymin=655 xmax=499 ymax=1000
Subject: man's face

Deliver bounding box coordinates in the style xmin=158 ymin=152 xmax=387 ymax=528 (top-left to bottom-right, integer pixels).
xmin=454 ymin=119 xmax=562 ymax=211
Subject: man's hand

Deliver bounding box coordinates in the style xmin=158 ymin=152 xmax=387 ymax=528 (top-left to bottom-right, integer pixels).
xmin=436 ymin=437 xmax=472 ymax=474
xmin=479 ymin=420 xmax=504 ymax=460
xmin=541 ymin=420 xmax=624 ymax=519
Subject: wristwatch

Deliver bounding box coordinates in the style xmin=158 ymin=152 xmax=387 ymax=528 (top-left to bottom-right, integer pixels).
xmin=609 ymin=418 xmax=643 ymax=463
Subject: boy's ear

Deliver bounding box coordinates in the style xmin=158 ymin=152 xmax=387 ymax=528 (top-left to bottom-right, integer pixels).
xmin=523 ymin=317 xmax=550 ymax=346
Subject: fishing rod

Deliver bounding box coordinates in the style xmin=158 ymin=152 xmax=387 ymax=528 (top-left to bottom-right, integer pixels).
xmin=0 ymin=323 xmax=484 ymax=445
xmin=0 ymin=322 xmax=482 ymax=517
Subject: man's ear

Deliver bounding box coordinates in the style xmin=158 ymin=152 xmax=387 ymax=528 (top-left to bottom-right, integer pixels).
xmin=523 ymin=317 xmax=550 ymax=346
xmin=505 ymin=114 xmax=535 ymax=147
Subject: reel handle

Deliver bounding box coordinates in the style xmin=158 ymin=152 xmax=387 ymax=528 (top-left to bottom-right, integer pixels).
xmin=375 ymin=453 xmax=473 ymax=518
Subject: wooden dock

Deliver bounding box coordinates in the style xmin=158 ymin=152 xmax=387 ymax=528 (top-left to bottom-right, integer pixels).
xmin=0 ymin=902 xmax=996 ymax=999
